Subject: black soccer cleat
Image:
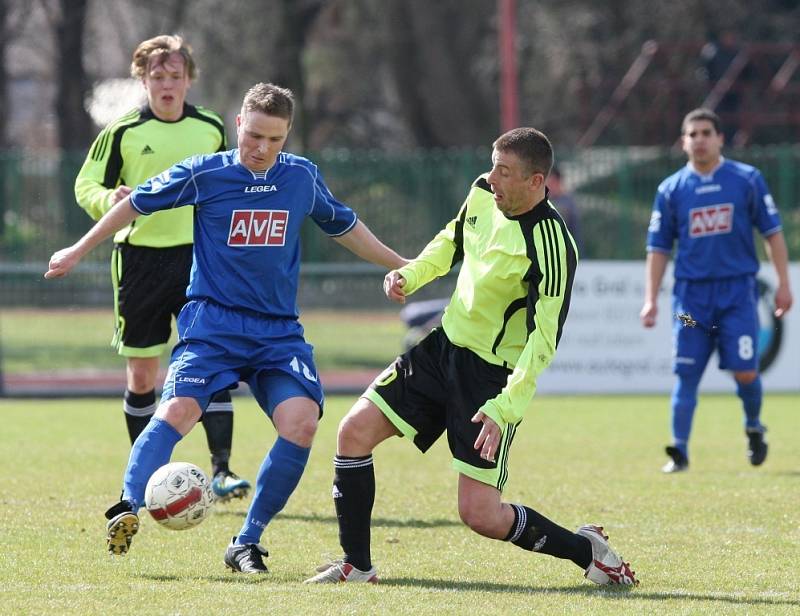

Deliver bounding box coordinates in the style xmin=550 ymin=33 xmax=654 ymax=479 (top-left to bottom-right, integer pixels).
xmin=662 ymin=446 xmax=689 ymax=473
xmin=105 ymin=500 xmax=139 ymax=556
xmin=224 ymin=537 xmax=269 ymax=574
xmin=746 ymin=426 xmax=768 ymax=466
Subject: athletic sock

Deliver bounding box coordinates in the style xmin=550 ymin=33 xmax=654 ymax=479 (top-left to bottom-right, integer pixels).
xmin=671 ymin=372 xmax=701 ymax=459
xmin=122 ymin=417 xmax=182 ymax=509
xmin=123 ymin=389 xmax=157 ymax=444
xmin=736 ymin=376 xmax=763 ymax=430
xmin=333 ymin=455 xmax=375 ymax=571
xmin=236 ymin=437 xmax=310 ymax=546
xmin=505 ymin=504 xmax=592 ymax=569
xmin=203 ymin=390 xmax=234 ymax=476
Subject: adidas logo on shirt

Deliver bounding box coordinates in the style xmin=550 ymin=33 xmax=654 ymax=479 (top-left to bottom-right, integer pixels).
xmin=466 ymin=215 xmax=478 ymax=228
xmin=141 ymin=145 xmax=154 ymax=155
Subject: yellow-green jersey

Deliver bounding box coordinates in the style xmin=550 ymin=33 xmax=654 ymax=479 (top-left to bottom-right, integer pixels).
xmin=397 ymin=175 xmax=578 ymax=427
xmin=74 ymin=103 xmax=227 ymax=247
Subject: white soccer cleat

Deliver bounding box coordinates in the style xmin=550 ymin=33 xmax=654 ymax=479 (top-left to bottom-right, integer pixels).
xmin=577 ymin=524 xmax=638 ymax=586
xmin=304 ymin=559 xmax=378 ymax=584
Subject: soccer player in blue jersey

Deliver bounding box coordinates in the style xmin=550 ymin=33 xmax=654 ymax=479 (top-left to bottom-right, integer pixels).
xmin=45 ymin=82 xmax=407 ymax=572
xmin=640 ymin=108 xmax=793 ymax=473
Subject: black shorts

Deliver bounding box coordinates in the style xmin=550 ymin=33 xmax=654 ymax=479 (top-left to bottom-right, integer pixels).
xmin=364 ymin=328 xmax=519 ymax=490
xmin=110 ymin=243 xmax=192 ymax=357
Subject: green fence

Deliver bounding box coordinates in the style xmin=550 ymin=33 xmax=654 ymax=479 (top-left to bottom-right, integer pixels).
xmin=1 ymin=146 xmax=799 ymax=308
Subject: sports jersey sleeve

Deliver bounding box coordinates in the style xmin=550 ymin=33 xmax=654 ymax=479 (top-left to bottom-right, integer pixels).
xmin=129 ymin=158 xmax=199 ymax=215
xmin=749 ymin=171 xmax=783 ymax=236
xmin=396 ymin=202 xmax=467 ymax=294
xmin=74 ymin=125 xmax=124 ymax=221
xmin=309 ymin=170 xmax=357 ymax=236
xmin=479 ymin=219 xmax=575 ymax=426
xmin=646 ymin=184 xmax=675 ymax=253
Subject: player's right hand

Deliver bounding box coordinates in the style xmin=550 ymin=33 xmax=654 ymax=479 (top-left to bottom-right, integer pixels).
xmin=383 ymin=270 xmax=407 ymax=304
xmin=44 ymin=247 xmax=81 ymax=279
xmin=774 ymin=284 xmax=793 ymax=318
xmin=471 ymin=411 xmax=500 ymax=463
xmin=110 ymin=185 xmax=133 ymax=204
xmin=640 ymin=301 xmax=657 ymax=328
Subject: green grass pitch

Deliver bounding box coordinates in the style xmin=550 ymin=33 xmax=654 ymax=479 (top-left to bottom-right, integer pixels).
xmin=1 ymin=394 xmax=799 ymax=615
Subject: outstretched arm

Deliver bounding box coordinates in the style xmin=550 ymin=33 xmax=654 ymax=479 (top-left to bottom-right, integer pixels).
xmin=765 ymin=231 xmax=793 ymax=317
xmin=45 ymin=197 xmax=140 ymax=279
xmin=640 ymin=251 xmax=669 ymax=327
xmin=333 ymin=220 xmax=408 ymax=270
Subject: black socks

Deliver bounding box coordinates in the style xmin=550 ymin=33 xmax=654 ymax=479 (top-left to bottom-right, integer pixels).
xmin=505 ymin=504 xmax=592 ymax=569
xmin=333 ymin=455 xmax=375 ymax=571
xmin=123 ymin=388 xmax=156 ymax=444
xmin=203 ymin=390 xmax=234 ymax=476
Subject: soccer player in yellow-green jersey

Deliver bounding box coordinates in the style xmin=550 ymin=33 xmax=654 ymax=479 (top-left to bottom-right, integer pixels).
xmin=74 ymin=34 xmax=249 ymax=501
xmin=307 ymin=128 xmax=639 ymax=587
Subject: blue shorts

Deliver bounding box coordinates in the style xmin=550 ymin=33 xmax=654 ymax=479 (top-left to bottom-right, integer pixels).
xmin=672 ymin=276 xmax=759 ymax=375
xmin=160 ymin=299 xmax=324 ymax=416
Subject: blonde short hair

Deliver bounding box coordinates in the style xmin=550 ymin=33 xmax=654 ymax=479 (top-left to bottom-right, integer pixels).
xmin=130 ymin=34 xmax=196 ymax=80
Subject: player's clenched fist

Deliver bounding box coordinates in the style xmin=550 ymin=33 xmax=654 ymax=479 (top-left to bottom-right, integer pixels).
xmin=639 ymin=301 xmax=657 ymax=328
xmin=383 ymin=270 xmax=407 ymax=304
xmin=44 ymin=246 xmax=81 ymax=279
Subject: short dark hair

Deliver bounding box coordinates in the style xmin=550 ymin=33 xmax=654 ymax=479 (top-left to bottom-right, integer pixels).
xmin=493 ymin=128 xmax=553 ymax=177
xmin=241 ymin=83 xmax=294 ymax=126
xmin=682 ymin=108 xmax=722 ymax=135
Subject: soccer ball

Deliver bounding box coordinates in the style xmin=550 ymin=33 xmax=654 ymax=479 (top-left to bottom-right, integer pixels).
xmin=144 ymin=462 xmax=215 ymax=530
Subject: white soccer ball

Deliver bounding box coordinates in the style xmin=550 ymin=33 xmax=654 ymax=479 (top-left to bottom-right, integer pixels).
xmin=144 ymin=462 xmax=215 ymax=531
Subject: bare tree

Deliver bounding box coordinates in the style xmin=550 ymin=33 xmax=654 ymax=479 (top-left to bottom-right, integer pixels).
xmin=0 ymin=0 xmax=36 ymax=147
xmin=382 ymin=0 xmax=496 ymax=147
xmin=0 ymin=1 xmax=8 ymax=149
xmin=270 ymin=0 xmax=326 ymax=150
xmin=53 ymin=0 xmax=92 ymax=149
xmin=37 ymin=0 xmax=93 ymax=232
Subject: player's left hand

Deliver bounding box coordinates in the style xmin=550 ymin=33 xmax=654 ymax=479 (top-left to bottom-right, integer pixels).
xmin=44 ymin=246 xmax=81 ymax=279
xmin=383 ymin=270 xmax=407 ymax=304
xmin=639 ymin=301 xmax=657 ymax=327
xmin=774 ymin=284 xmax=793 ymax=318
xmin=471 ymin=411 xmax=501 ymax=463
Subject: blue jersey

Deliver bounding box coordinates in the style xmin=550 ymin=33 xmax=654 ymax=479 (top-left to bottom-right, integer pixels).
xmin=646 ymin=158 xmax=782 ymax=280
xmin=130 ymin=149 xmax=357 ymax=317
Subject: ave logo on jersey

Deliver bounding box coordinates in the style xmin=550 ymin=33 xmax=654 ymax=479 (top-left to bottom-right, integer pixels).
xmin=689 ymin=204 xmax=733 ymax=237
xmin=228 ymin=209 xmax=289 ymax=246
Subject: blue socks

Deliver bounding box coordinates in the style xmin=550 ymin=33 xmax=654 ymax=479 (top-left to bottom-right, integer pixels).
xmin=236 ymin=436 xmax=310 ymax=546
xmin=670 ymin=373 xmax=763 ymax=460
xmin=122 ymin=417 xmax=183 ymax=509
xmin=736 ymin=376 xmax=763 ymax=430
xmin=671 ymin=372 xmax=702 ymax=459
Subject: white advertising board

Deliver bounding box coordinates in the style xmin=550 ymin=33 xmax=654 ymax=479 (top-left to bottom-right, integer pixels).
xmin=537 ymin=261 xmax=800 ymax=394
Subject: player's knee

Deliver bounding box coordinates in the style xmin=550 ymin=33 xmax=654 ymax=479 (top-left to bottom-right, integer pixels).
xmin=127 ymin=358 xmax=158 ymax=392
xmin=734 ymin=370 xmax=758 ymax=385
xmin=127 ymin=369 xmax=155 ymax=393
xmin=337 ymin=411 xmax=367 ymax=452
xmin=337 ymin=413 xmax=356 ymax=445
xmin=458 ymin=501 xmax=495 ymax=537
xmin=281 ymin=415 xmax=318 ymax=448
xmin=337 ymin=400 xmax=383 ymax=455
xmin=157 ymin=398 xmax=202 ymax=433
